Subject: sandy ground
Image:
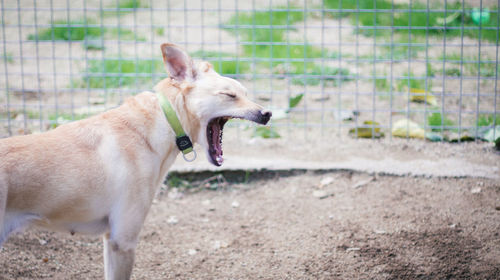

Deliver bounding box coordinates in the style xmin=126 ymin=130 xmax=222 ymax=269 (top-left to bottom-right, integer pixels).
xmin=1 ymin=136 xmax=499 ymax=279
xmin=1 ymin=169 xmax=499 ymax=279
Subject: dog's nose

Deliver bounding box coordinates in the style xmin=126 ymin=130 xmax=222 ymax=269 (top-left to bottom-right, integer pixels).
xmin=260 ymin=109 xmax=272 ymax=124
xmin=261 ymin=109 xmax=272 ymax=118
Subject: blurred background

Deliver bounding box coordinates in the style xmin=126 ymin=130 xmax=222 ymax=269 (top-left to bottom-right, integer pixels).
xmin=0 ymin=0 xmax=498 ymax=146
xmin=1 ymin=2 xmax=500 ymax=278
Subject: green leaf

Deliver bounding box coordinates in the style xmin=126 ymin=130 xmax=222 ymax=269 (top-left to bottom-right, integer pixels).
xmin=288 ymin=94 xmax=304 ymax=109
xmin=253 ymin=127 xmax=280 ymax=139
xmin=410 ymin=88 xmax=437 ymax=106
xmin=391 ymin=118 xmax=425 ymax=139
xmin=436 ymin=12 xmax=460 ymax=25
xmin=349 ymin=121 xmax=384 ymax=139
xmin=425 ymin=132 xmax=444 ymax=142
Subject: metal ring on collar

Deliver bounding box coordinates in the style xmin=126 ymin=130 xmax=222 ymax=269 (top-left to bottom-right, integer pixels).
xmin=182 ymin=149 xmax=197 ymax=162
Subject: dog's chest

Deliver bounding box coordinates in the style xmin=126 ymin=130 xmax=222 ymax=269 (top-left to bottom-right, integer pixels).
xmin=36 ymin=216 xmax=109 ymax=236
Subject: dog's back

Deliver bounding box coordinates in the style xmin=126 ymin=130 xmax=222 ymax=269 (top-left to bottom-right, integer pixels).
xmin=0 ymin=115 xmax=107 ymax=243
xmin=0 ymin=92 xmax=164 ymax=245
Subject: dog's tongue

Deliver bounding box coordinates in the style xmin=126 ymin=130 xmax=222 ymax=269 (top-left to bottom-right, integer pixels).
xmin=211 ymin=122 xmax=223 ymax=164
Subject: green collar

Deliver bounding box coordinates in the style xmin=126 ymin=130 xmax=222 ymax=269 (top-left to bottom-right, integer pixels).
xmin=156 ymin=92 xmax=196 ymax=161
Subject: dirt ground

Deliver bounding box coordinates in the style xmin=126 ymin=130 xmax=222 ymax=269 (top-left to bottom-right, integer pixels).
xmin=1 ymin=1 xmax=500 ymax=279
xmin=1 ymin=167 xmax=499 ymax=279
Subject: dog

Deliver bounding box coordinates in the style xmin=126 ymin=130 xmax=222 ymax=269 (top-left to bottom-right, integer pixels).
xmin=0 ymin=43 xmax=271 ymax=279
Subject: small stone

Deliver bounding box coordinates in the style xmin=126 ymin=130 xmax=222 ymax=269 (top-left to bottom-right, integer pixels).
xmin=257 ymin=94 xmax=271 ymax=101
xmin=168 ymin=188 xmax=183 ymax=200
xmin=313 ymin=190 xmax=334 ymax=199
xmin=313 ymin=190 xmax=327 ymax=198
xmin=15 ymin=114 xmax=25 ymax=122
xmin=374 ymin=230 xmax=386 ymax=234
xmin=449 ymin=224 xmax=457 ymax=228
xmin=313 ymin=95 xmax=330 ymax=102
xmin=346 ymin=247 xmax=360 ymax=252
xmin=89 ymin=97 xmax=106 ymax=105
xmin=333 ymin=110 xmax=357 ymax=121
xmin=38 ymin=239 xmax=47 ymax=245
xmin=188 ymin=249 xmax=197 ymax=256
xmin=202 ymin=199 xmax=211 ymax=206
xmin=470 ymin=187 xmax=481 ymax=194
xmin=212 ymin=240 xmax=229 ymax=250
xmin=352 ymin=177 xmax=374 ymax=189
xmin=231 ymin=201 xmax=240 ymax=208
xmin=495 ymin=206 xmax=500 ymax=211
xmin=42 ymin=257 xmax=49 ymax=263
xmin=319 ymin=177 xmax=334 ymax=188
xmin=167 ymin=216 xmax=178 ymax=225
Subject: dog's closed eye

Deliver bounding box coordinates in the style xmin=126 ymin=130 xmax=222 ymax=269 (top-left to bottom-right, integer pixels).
xmin=220 ymin=92 xmax=237 ymax=98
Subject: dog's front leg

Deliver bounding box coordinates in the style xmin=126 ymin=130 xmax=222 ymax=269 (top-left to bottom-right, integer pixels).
xmin=103 ymin=201 xmax=150 ymax=280
xmin=103 ymin=232 xmax=137 ymax=280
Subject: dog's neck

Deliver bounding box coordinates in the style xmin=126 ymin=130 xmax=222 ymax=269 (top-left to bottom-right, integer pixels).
xmin=154 ymin=78 xmax=200 ymax=144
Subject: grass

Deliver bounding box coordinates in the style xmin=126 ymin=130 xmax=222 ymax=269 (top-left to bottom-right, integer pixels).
xmin=379 ymin=35 xmax=426 ymax=60
xmin=226 ymin=7 xmax=305 ymax=42
xmin=225 ymin=6 xmax=315 ymax=69
xmin=2 ymin=52 xmax=13 ymax=63
xmin=396 ymin=71 xmax=430 ymax=92
xmin=445 ymin=68 xmax=461 ymax=76
xmin=116 ymin=0 xmax=144 ymax=9
xmin=426 ymin=62 xmax=436 ymax=77
xmin=28 ymin=20 xmax=103 ymax=41
xmin=324 ymin=0 xmax=499 ymax=42
xmin=166 ymin=174 xmax=193 ymax=189
xmin=156 ymin=27 xmax=164 ymax=36
xmin=464 ymin=61 xmax=499 ymax=77
xmin=48 ymin=112 xmax=89 ymax=128
xmin=477 ymin=114 xmax=500 ymax=127
xmin=252 ymin=127 xmax=281 ymax=139
xmin=291 ymin=65 xmax=351 ymax=86
xmin=224 ymin=7 xmax=349 ymax=85
xmin=375 ymin=77 xmax=390 ymax=92
xmin=27 ymin=19 xmax=144 ymax=43
xmin=190 ymin=51 xmax=250 ymax=75
xmin=428 ymin=111 xmax=456 ymax=132
xmin=104 ymin=0 xmax=148 ymax=16
xmin=81 ymin=58 xmax=164 ymax=88
xmin=107 ymin=28 xmax=145 ymax=41
xmin=433 ymin=53 xmax=499 ymax=78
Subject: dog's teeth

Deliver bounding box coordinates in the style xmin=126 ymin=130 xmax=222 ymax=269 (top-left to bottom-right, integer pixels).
xmin=216 ymin=155 xmax=223 ymax=164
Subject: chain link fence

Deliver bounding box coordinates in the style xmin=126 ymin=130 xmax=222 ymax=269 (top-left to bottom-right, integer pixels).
xmin=0 ymin=0 xmax=498 ymax=144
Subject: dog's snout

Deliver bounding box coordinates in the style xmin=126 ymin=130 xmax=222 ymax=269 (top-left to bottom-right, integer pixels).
xmin=261 ymin=109 xmax=272 ymax=119
xmin=259 ymin=109 xmax=272 ymax=125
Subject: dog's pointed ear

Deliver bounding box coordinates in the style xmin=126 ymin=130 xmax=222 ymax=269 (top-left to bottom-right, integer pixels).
xmin=160 ymin=43 xmax=197 ymax=82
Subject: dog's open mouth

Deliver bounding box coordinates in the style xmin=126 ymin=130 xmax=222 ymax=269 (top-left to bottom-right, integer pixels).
xmin=207 ymin=116 xmax=231 ymax=166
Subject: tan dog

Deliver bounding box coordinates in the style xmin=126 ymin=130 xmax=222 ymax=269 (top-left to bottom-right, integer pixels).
xmin=0 ymin=43 xmax=271 ymax=279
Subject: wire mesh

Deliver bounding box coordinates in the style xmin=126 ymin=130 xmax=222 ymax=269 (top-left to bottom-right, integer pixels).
xmin=0 ymin=0 xmax=498 ymax=143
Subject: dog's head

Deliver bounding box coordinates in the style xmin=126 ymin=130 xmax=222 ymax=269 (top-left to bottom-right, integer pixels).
xmin=157 ymin=43 xmax=271 ymax=166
